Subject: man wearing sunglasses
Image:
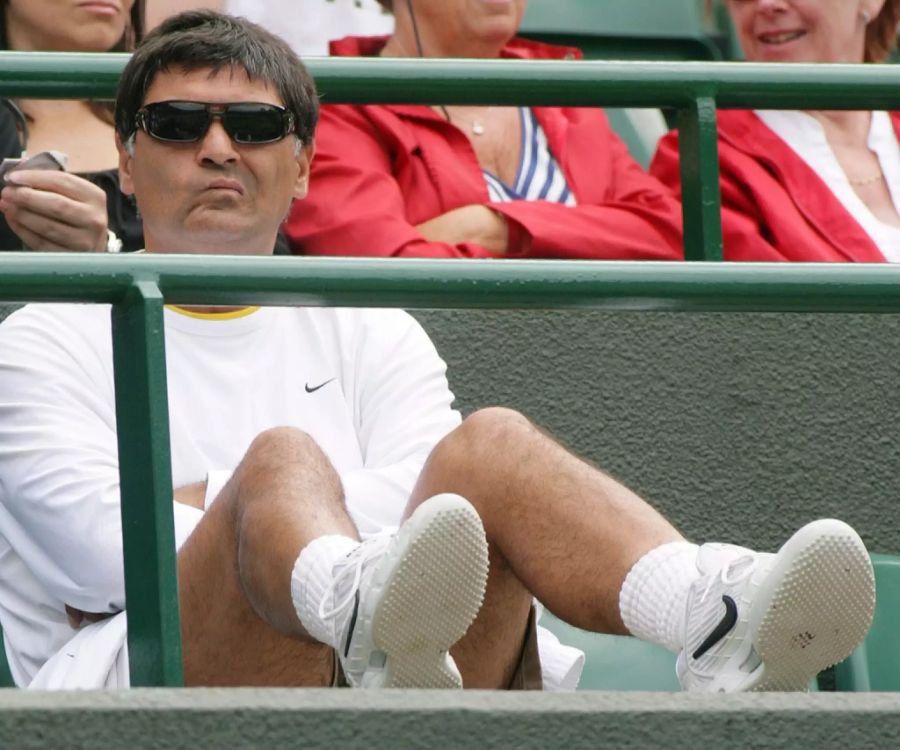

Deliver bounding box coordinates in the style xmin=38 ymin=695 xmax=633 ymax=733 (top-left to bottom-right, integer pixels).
xmin=0 ymin=10 xmax=876 ymax=693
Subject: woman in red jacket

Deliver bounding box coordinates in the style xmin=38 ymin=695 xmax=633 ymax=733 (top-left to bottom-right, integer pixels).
xmin=651 ymin=0 xmax=900 ymax=262
xmin=284 ymin=0 xmax=683 ymax=260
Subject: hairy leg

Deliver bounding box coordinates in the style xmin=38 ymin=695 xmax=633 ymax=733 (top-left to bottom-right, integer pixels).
xmin=177 ymin=426 xmax=358 ymax=686
xmin=407 ymin=407 xmax=683 ymax=687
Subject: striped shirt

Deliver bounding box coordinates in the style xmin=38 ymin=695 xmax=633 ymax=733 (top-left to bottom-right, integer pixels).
xmin=484 ymin=108 xmax=577 ymax=206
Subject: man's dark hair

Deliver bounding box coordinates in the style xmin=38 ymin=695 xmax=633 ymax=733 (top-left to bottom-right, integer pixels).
xmin=115 ymin=11 xmax=318 ymax=146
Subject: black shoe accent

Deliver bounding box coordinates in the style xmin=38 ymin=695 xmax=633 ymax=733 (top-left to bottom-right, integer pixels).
xmin=343 ymin=589 xmax=361 ymax=658
xmin=692 ymin=594 xmax=739 ymax=660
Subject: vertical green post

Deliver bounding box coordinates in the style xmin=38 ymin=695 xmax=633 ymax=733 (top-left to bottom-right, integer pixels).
xmin=677 ymin=96 xmax=724 ymax=261
xmin=111 ymin=281 xmax=183 ymax=687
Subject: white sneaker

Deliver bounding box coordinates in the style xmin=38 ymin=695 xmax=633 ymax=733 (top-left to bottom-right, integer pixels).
xmin=678 ymin=519 xmax=875 ymax=692
xmin=320 ymin=493 xmax=489 ymax=688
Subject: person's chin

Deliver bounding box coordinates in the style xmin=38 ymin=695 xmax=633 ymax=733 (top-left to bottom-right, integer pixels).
xmin=749 ymin=37 xmax=813 ymax=64
xmin=183 ymin=222 xmax=273 ymax=254
xmin=476 ymin=23 xmax=518 ymax=52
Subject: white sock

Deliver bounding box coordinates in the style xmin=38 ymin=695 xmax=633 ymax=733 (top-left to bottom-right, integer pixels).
xmin=291 ymin=534 xmax=359 ymax=649
xmin=619 ymin=541 xmax=701 ymax=653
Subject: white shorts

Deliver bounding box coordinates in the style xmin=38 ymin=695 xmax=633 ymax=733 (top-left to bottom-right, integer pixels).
xmin=29 ymin=612 xmax=129 ymax=689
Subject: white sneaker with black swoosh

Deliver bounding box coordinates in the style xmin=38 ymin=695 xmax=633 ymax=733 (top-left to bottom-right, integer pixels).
xmin=678 ymin=519 xmax=875 ymax=692
xmin=320 ymin=493 xmax=489 ymax=688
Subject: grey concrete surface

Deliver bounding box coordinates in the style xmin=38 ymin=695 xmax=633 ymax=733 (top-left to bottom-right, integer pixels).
xmin=414 ymin=309 xmax=900 ymax=552
xmin=1 ymin=689 xmax=899 ymax=749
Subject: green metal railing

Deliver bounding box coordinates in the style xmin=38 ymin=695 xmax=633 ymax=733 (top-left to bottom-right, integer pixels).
xmin=6 ymin=256 xmax=900 ymax=686
xmin=1 ymin=52 xmax=900 ymax=259
xmin=1 ymin=53 xmax=900 ymax=686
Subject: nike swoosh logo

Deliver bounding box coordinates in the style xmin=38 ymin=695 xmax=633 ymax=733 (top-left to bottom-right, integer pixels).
xmin=305 ymin=378 xmax=336 ymax=394
xmin=692 ymin=594 xmax=739 ymax=660
xmin=344 ymin=589 xmax=361 ymax=658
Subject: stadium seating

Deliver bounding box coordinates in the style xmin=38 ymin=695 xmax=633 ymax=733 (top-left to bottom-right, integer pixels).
xmin=603 ymin=107 xmax=668 ymax=169
xmin=518 ymin=0 xmax=720 ymax=62
xmin=540 ymin=612 xmax=680 ymax=691
xmin=0 ymin=625 xmax=13 ymax=688
xmin=518 ymin=1 xmax=714 ymax=167
xmin=832 ymin=553 xmax=900 ymax=691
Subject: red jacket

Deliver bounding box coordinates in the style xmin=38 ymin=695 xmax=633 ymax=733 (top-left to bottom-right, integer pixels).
xmin=650 ymin=109 xmax=898 ymax=262
xmin=284 ymin=35 xmax=683 ymax=260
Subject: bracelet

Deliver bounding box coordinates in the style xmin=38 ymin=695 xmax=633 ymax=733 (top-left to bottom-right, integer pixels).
xmin=105 ymin=229 xmax=123 ymax=254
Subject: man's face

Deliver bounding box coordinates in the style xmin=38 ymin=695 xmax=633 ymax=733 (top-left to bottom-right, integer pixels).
xmin=118 ymin=66 xmax=313 ymax=254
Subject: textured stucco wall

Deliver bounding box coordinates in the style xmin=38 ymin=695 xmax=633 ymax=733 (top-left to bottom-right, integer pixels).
xmin=1 ymin=689 xmax=899 ymax=749
xmin=414 ymin=310 xmax=900 ymax=552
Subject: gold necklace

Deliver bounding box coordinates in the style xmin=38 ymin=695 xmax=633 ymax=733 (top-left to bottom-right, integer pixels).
xmin=848 ymin=171 xmax=884 ymax=187
xmin=439 ymin=105 xmax=487 ymax=136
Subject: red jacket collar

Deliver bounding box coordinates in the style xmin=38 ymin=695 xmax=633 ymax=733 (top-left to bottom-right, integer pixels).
xmin=329 ymin=34 xmax=582 ymax=61
xmin=328 ymin=35 xmax=582 ymax=135
xmin=717 ymin=109 xmax=898 ymax=262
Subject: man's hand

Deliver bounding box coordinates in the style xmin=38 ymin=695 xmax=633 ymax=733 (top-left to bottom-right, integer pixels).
xmin=64 ymin=481 xmax=208 ymax=629
xmin=65 ymin=604 xmax=110 ymax=629
xmin=416 ymin=204 xmax=509 ymax=254
xmin=0 ymin=170 xmax=109 ymax=252
xmin=174 ymin=481 xmax=208 ymax=511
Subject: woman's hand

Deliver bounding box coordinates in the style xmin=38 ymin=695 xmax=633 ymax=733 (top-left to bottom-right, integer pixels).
xmin=416 ymin=204 xmax=509 ymax=254
xmin=0 ymin=170 xmax=109 ymax=252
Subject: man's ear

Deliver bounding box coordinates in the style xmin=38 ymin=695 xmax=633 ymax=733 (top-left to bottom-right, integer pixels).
xmin=292 ymin=142 xmax=316 ymax=200
xmin=116 ymin=132 xmax=136 ymax=197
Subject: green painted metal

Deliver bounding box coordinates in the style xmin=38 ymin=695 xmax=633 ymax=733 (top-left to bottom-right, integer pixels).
xmin=2 ymin=52 xmax=899 ymax=687
xmin=0 ymin=53 xmax=897 ymax=110
xmin=0 ymin=622 xmax=14 ymax=687
xmin=0 ymin=53 xmax=897 ymax=262
xmin=2 ymin=255 xmax=900 ymax=313
xmin=678 ymin=96 xmax=724 ymax=261
xmin=111 ymin=281 xmax=183 ymax=687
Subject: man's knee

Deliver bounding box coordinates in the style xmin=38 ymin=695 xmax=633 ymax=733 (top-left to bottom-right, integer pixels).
xmin=451 ymin=407 xmax=534 ymax=452
xmin=246 ymin=425 xmax=323 ymax=460
xmin=235 ymin=426 xmax=342 ymax=496
xmin=427 ymin=407 xmax=535 ymax=473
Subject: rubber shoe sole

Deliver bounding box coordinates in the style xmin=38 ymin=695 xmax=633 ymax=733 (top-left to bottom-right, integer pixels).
xmin=744 ymin=519 xmax=875 ymax=691
xmin=362 ymin=493 xmax=489 ymax=688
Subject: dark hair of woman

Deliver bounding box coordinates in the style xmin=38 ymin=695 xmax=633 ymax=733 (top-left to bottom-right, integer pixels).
xmin=0 ymin=0 xmax=145 ymax=127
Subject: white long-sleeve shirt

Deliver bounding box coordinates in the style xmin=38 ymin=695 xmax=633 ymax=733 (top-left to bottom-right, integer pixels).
xmin=0 ymin=303 xmax=458 ymax=685
xmin=0 ymin=303 xmax=583 ymax=690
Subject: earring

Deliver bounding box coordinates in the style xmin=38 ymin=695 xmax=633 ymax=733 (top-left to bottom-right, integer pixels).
xmin=861 ymin=9 xmax=872 ymax=24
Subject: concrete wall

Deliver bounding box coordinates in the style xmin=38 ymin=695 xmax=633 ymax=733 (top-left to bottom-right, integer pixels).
xmin=2 ymin=689 xmax=899 ymax=749
xmin=2 ymin=303 xmax=896 ymax=552
xmin=414 ymin=310 xmax=900 ymax=552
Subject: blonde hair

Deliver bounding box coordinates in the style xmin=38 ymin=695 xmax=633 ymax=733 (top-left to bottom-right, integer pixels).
xmin=866 ymin=0 xmax=900 ymax=62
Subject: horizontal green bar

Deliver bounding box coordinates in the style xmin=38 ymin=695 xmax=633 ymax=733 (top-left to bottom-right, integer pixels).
xmin=2 ymin=255 xmax=900 ymax=313
xmin=0 ymin=52 xmax=898 ymax=110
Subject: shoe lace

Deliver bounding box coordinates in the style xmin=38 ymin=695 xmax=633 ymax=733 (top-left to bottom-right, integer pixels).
xmin=697 ymin=552 xmax=757 ymax=605
xmin=683 ymin=552 xmax=760 ymax=683
xmin=317 ymin=532 xmax=393 ymax=622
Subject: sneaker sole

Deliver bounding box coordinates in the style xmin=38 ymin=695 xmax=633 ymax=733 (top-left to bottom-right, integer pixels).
xmin=748 ymin=519 xmax=875 ymax=691
xmin=370 ymin=493 xmax=489 ymax=688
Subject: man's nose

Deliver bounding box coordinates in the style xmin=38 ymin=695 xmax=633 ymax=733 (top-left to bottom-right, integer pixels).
xmin=756 ymin=0 xmax=788 ymax=13
xmin=196 ymin=118 xmax=238 ymax=165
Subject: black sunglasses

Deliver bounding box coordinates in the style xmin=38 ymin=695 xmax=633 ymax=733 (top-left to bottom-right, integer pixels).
xmin=134 ymin=101 xmax=296 ymax=145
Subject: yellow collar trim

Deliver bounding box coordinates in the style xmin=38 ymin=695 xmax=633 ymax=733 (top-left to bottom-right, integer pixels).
xmin=165 ymin=305 xmax=261 ymax=321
